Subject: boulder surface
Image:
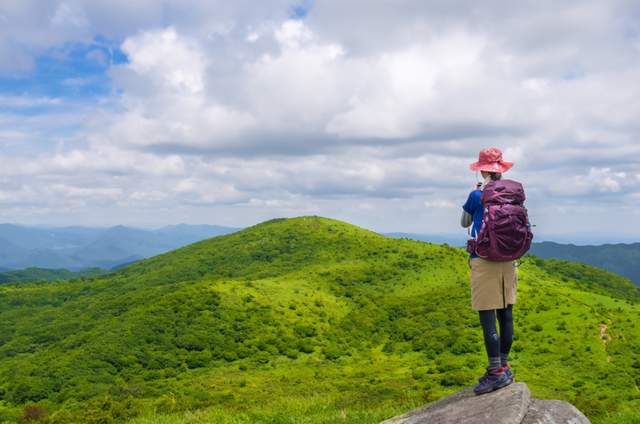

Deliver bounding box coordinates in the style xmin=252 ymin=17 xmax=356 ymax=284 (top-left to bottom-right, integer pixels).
xmin=380 ymin=383 xmax=590 ymax=424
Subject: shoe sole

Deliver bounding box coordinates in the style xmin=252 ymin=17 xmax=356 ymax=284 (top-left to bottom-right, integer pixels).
xmin=473 ymin=376 xmax=513 ymax=395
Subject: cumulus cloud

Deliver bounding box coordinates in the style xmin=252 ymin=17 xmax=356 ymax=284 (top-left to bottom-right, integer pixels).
xmin=99 ymin=18 xmax=533 ymax=154
xmin=0 ymin=0 xmax=292 ymax=72
xmin=546 ymin=167 xmax=630 ymax=196
xmin=103 ymin=27 xmax=256 ymax=150
xmin=122 ymin=28 xmax=205 ymax=94
xmin=0 ymin=0 xmax=639 ymax=237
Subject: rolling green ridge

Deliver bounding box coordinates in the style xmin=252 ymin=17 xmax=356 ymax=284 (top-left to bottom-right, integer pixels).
xmin=530 ymin=241 xmax=640 ymax=286
xmin=0 ymin=216 xmax=639 ymax=424
xmin=0 ymin=268 xmax=107 ymax=284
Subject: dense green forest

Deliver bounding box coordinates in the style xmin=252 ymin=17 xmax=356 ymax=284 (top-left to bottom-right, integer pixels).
xmin=0 ymin=217 xmax=638 ymax=423
xmin=0 ymin=268 xmax=106 ymax=284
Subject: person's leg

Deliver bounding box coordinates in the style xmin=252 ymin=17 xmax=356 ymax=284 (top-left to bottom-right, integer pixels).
xmin=496 ymin=304 xmax=514 ymax=367
xmin=478 ymin=309 xmax=501 ymax=372
xmin=475 ymin=309 xmax=512 ymax=394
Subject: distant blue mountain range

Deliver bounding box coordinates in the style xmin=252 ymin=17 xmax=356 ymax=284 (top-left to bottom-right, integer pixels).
xmin=2 ymin=225 xmax=638 ymax=287
xmin=528 ymin=241 xmax=640 ymax=286
xmin=0 ymin=224 xmax=239 ymax=270
xmin=386 ymin=232 xmax=640 ymax=286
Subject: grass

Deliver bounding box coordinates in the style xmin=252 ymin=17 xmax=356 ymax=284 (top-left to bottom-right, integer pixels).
xmin=0 ymin=216 xmax=637 ymax=423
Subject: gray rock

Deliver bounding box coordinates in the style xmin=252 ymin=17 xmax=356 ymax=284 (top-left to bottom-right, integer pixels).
xmin=380 ymin=382 xmax=590 ymax=424
xmin=522 ymin=399 xmax=590 ymax=424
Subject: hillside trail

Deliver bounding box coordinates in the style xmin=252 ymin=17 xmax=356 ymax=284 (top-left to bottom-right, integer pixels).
xmin=555 ymin=291 xmax=638 ymax=387
xmin=555 ymin=291 xmax=613 ymax=352
xmin=548 ymin=290 xmax=640 ymax=394
xmin=598 ymin=323 xmax=611 ymax=362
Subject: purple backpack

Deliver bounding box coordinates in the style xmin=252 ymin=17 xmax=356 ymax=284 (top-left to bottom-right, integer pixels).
xmin=470 ymin=179 xmax=533 ymax=261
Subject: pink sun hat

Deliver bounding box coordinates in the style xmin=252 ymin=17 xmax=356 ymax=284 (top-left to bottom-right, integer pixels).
xmin=469 ymin=147 xmax=514 ymax=173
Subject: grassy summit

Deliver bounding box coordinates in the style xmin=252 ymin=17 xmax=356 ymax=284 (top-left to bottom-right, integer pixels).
xmin=0 ymin=216 xmax=638 ymax=423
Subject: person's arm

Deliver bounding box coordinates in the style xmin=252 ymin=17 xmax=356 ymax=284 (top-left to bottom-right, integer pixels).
xmin=461 ymin=189 xmax=480 ymax=229
xmin=461 ymin=210 xmax=472 ymax=228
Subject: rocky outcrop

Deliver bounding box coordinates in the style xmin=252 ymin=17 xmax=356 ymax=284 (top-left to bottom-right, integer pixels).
xmin=380 ymin=383 xmax=590 ymax=424
xmin=522 ymin=399 xmax=590 ymax=424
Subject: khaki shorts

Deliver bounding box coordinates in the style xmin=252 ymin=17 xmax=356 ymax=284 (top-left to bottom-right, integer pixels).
xmin=469 ymin=257 xmax=518 ymax=311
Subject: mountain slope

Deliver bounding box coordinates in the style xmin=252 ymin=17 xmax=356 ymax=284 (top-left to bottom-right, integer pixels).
xmin=530 ymin=241 xmax=640 ymax=286
xmin=0 ymin=224 xmax=104 ymax=251
xmin=0 ymin=267 xmax=107 ymax=284
xmin=384 ymin=232 xmax=466 ymax=246
xmin=153 ymin=224 xmax=239 ymax=246
xmin=0 ymin=237 xmax=30 ymax=268
xmin=0 ymin=224 xmax=239 ymax=270
xmin=68 ymin=226 xmax=164 ymax=268
xmin=0 ymin=217 xmax=638 ymax=424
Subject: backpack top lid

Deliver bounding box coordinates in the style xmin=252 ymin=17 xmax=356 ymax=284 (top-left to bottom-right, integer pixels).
xmin=481 ymin=179 xmax=525 ymax=205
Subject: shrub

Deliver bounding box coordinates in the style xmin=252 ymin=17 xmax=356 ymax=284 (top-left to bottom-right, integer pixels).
xmin=20 ymin=405 xmax=48 ymax=422
xmin=439 ymin=370 xmax=470 ymax=387
xmin=297 ymin=341 xmax=315 ymax=354
xmin=322 ymin=344 xmax=342 ymax=360
xmin=223 ymin=350 xmax=238 ymax=362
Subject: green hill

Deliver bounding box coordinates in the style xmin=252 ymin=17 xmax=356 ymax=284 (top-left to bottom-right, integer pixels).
xmin=0 ymin=267 xmax=107 ymax=284
xmin=0 ymin=217 xmax=638 ymax=424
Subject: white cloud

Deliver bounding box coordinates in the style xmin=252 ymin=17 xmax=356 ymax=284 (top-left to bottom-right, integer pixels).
xmin=545 ymin=167 xmax=630 ymax=196
xmin=51 ymin=1 xmax=89 ymax=29
xmin=246 ymin=31 xmax=260 ymax=43
xmin=326 ymin=33 xmax=491 ymax=138
xmin=587 ymin=167 xmax=625 ymax=193
xmin=0 ymin=186 xmax=41 ymax=205
xmin=174 ymin=178 xmax=248 ymax=205
xmin=244 ymin=22 xmax=346 ymax=131
xmin=50 ymin=184 xmax=122 ymax=201
xmin=121 ymin=27 xmax=205 ymax=94
xmin=104 ymin=27 xmax=256 ymax=149
xmin=424 ymin=199 xmax=457 ymax=209
xmin=275 ymin=19 xmax=314 ymax=48
xmin=1 ymin=1 xmax=639 ymax=237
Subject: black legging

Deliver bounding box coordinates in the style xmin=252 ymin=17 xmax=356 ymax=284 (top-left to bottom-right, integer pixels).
xmin=479 ymin=304 xmax=513 ymax=359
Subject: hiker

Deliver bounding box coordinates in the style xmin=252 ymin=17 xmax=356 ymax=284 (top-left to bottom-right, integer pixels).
xmin=461 ymin=147 xmax=532 ymax=395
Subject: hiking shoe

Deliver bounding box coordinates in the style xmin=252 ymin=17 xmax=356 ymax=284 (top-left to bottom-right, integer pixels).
xmin=474 ymin=369 xmax=512 ymax=395
xmin=503 ymin=365 xmax=514 ymax=382
xmin=477 ymin=364 xmax=514 ymax=384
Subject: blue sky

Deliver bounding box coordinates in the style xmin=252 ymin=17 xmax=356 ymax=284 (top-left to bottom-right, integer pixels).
xmin=0 ymin=1 xmax=639 ymax=243
xmin=0 ymin=38 xmax=122 ymax=97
